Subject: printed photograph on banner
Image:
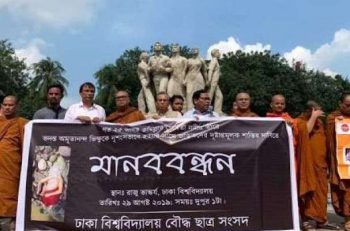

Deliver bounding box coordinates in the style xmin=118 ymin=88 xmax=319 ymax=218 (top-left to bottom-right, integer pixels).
xmin=345 ymin=148 xmax=350 ymax=163
xmin=30 ymin=146 xmax=71 ymax=222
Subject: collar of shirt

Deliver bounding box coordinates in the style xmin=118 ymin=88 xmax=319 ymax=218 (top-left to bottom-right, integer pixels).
xmin=47 ymin=105 xmax=63 ymax=111
xmin=78 ymin=101 xmax=97 ymax=110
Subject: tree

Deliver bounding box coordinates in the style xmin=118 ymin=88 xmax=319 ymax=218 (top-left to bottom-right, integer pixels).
xmin=19 ymin=57 xmax=69 ymax=118
xmin=0 ymin=40 xmax=29 ymax=100
xmin=95 ymin=45 xmax=350 ymax=116
xmin=29 ymin=57 xmax=69 ymax=100
xmin=94 ymin=64 xmax=118 ymax=114
xmin=219 ymin=50 xmax=350 ymax=116
xmin=0 ymin=40 xmax=34 ymax=118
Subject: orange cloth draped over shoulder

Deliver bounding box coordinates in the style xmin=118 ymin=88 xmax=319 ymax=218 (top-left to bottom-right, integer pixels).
xmin=297 ymin=114 xmax=328 ymax=223
xmin=326 ymin=111 xmax=350 ymax=217
xmin=0 ymin=116 xmax=27 ymax=217
xmin=266 ymin=112 xmax=316 ymax=198
xmin=266 ymin=112 xmax=298 ymax=147
xmin=106 ymin=107 xmax=145 ymax=124
xmin=231 ymin=110 xmax=258 ymax=117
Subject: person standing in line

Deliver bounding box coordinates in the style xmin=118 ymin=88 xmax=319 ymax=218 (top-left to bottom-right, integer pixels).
xmin=33 ymin=84 xmax=67 ymax=119
xmin=64 ymin=82 xmax=105 ymax=123
xmin=0 ymin=95 xmax=27 ymax=231
xmin=106 ymin=90 xmax=145 ymax=124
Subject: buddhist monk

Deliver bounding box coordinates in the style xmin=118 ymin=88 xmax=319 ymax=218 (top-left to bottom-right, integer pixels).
xmin=298 ymin=101 xmax=339 ymax=230
xmin=106 ymin=91 xmax=145 ymax=124
xmin=326 ymin=92 xmax=350 ymax=231
xmin=231 ymin=92 xmax=258 ymax=117
xmin=266 ymin=95 xmax=317 ymax=231
xmin=0 ymin=96 xmax=27 ymax=231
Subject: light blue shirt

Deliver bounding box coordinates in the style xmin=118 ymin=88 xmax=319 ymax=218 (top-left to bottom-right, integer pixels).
xmin=183 ymin=108 xmax=219 ymax=119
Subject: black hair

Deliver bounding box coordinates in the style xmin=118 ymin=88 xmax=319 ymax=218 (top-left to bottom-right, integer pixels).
xmin=47 ymin=83 xmax=64 ymax=94
xmin=170 ymin=95 xmax=184 ymax=104
xmin=79 ymin=82 xmax=95 ymax=93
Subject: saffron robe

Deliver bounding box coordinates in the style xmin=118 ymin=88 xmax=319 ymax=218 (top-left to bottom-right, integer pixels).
xmin=326 ymin=110 xmax=350 ymax=217
xmin=298 ymin=114 xmax=328 ymax=223
xmin=106 ymin=107 xmax=145 ymax=124
xmin=266 ymin=112 xmax=316 ymax=198
xmin=0 ymin=116 xmax=27 ymax=217
xmin=231 ymin=109 xmax=258 ymax=117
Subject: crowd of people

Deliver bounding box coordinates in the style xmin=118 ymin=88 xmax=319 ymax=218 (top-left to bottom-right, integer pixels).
xmin=1 ymin=81 xmax=350 ymax=231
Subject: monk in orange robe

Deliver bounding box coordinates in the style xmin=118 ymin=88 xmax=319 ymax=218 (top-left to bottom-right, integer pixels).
xmin=231 ymin=92 xmax=258 ymax=117
xmin=106 ymin=90 xmax=145 ymax=124
xmin=266 ymin=94 xmax=298 ymax=146
xmin=0 ymin=96 xmax=27 ymax=230
xmin=266 ymin=95 xmax=318 ymax=230
xmin=298 ymin=101 xmax=339 ymax=230
xmin=326 ymin=92 xmax=350 ymax=231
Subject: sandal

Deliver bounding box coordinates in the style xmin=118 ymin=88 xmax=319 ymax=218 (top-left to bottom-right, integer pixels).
xmin=345 ymin=220 xmax=350 ymax=231
xmin=317 ymin=222 xmax=340 ymax=230
xmin=302 ymin=220 xmax=316 ymax=231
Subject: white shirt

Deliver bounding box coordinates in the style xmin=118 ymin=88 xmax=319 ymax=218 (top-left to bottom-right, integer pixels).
xmin=64 ymin=102 xmax=106 ymax=122
xmin=183 ymin=108 xmax=219 ymax=119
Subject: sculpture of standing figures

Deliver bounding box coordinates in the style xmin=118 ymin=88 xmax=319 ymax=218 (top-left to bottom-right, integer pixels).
xmin=208 ymin=49 xmax=223 ymax=114
xmin=184 ymin=48 xmax=207 ymax=110
xmin=148 ymin=42 xmax=172 ymax=94
xmin=167 ymin=44 xmax=187 ymax=98
xmin=137 ymin=52 xmax=156 ymax=113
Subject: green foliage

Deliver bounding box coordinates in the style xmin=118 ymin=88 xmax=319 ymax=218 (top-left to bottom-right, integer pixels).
xmin=23 ymin=57 xmax=69 ymax=118
xmin=95 ymin=46 xmax=350 ymax=117
xmin=95 ymin=47 xmax=142 ymax=115
xmin=219 ymin=51 xmax=350 ymax=116
xmin=0 ymin=40 xmax=69 ymax=118
xmin=0 ymin=40 xmax=33 ymax=117
xmin=0 ymin=40 xmax=29 ymax=100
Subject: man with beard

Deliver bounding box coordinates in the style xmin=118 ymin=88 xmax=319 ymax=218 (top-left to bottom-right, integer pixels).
xmin=0 ymin=96 xmax=27 ymax=231
xmin=106 ymin=91 xmax=145 ymax=124
xmin=231 ymin=92 xmax=258 ymax=117
xmin=326 ymin=92 xmax=350 ymax=231
xmin=64 ymin=82 xmax=105 ymax=123
xmin=33 ymin=84 xmax=67 ymax=119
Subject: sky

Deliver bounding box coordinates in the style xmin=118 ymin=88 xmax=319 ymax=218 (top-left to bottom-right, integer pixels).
xmin=1 ymin=0 xmax=350 ymax=107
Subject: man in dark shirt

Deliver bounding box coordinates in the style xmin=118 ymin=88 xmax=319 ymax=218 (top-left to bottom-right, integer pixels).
xmin=33 ymin=84 xmax=67 ymax=119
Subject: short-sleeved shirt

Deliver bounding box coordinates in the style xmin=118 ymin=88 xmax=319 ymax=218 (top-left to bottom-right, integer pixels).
xmin=33 ymin=106 xmax=67 ymax=119
xmin=64 ymin=102 xmax=106 ymax=122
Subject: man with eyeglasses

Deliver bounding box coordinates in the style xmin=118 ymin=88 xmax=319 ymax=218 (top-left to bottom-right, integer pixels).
xmin=106 ymin=90 xmax=145 ymax=124
xmin=147 ymin=92 xmax=182 ymax=119
xmin=183 ymin=89 xmax=219 ymax=119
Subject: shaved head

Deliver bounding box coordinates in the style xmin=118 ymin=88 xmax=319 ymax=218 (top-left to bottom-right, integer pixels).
xmin=3 ymin=95 xmax=17 ymax=104
xmin=1 ymin=95 xmax=18 ymax=118
xmin=271 ymin=94 xmax=285 ymax=103
xmin=270 ymin=94 xmax=286 ymax=113
xmin=235 ymin=92 xmax=251 ymax=111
